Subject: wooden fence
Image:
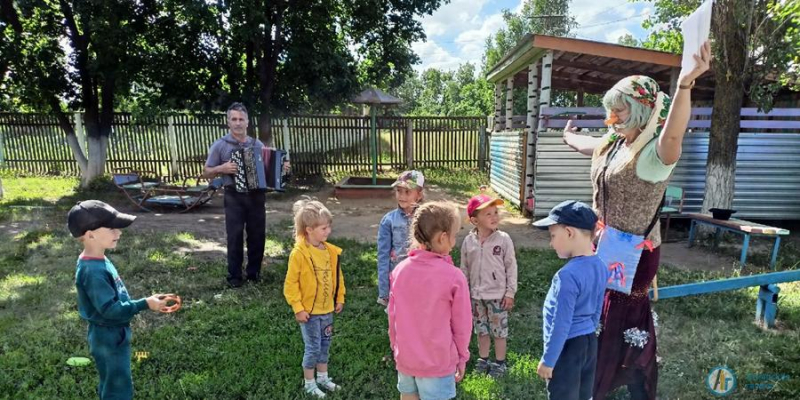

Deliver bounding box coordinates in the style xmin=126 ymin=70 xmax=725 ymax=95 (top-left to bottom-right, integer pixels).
xmin=0 ymin=113 xmax=488 ymax=179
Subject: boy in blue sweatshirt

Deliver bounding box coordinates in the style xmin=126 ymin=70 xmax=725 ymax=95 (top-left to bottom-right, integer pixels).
xmin=533 ymin=200 xmax=609 ymax=400
xmin=68 ymin=200 xmax=170 ymax=400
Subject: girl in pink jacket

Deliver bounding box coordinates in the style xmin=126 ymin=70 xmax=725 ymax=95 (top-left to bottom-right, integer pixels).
xmin=388 ymin=202 xmax=472 ymax=400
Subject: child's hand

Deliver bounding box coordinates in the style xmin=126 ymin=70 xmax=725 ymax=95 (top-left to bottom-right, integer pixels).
xmin=145 ymin=295 xmax=167 ymax=312
xmin=335 ymin=303 xmax=344 ymax=313
xmin=501 ymin=296 xmax=515 ymax=311
xmin=295 ymin=310 xmax=310 ymax=323
xmin=537 ymin=361 xmax=553 ymax=380
xmin=455 ymin=365 xmax=465 ymax=382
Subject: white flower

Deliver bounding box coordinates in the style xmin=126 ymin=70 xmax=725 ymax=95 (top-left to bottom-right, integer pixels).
xmin=595 ymin=323 xmax=603 ymax=337
xmin=652 ymin=310 xmax=659 ymax=329
xmin=623 ymin=327 xmax=650 ymax=349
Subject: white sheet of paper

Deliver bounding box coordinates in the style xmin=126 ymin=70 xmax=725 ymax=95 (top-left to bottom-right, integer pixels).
xmin=681 ymin=0 xmax=713 ymax=72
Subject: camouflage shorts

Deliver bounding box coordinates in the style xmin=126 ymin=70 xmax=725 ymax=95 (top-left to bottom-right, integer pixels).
xmin=472 ymin=299 xmax=508 ymax=338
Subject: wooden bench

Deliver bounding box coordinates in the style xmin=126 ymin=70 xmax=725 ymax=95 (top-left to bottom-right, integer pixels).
xmin=686 ymin=213 xmax=790 ymax=270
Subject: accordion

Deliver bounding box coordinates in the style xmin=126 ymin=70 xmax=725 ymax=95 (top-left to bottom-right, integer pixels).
xmin=230 ymin=147 xmax=288 ymax=193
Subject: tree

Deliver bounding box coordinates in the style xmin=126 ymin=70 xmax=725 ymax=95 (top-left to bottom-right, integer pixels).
xmin=212 ymin=0 xmax=445 ymax=144
xmin=0 ymin=0 xmax=217 ymax=185
xmin=483 ymin=0 xmax=577 ymax=71
xmin=392 ymin=63 xmax=493 ymax=117
xmin=617 ymin=33 xmax=641 ymax=47
xmin=643 ymin=0 xmax=800 ymax=212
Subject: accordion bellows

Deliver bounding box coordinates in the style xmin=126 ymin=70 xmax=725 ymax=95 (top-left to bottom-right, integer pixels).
xmin=231 ymin=147 xmax=287 ymax=193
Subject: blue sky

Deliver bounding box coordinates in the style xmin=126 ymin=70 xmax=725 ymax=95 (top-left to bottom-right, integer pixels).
xmin=413 ymin=0 xmax=657 ymax=71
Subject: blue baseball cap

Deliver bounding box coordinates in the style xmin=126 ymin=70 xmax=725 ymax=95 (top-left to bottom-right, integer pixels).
xmin=532 ymin=200 xmax=597 ymax=231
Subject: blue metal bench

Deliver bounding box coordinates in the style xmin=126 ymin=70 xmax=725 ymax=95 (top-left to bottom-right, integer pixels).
xmin=686 ymin=213 xmax=790 ymax=270
xmin=649 ymin=269 xmax=800 ymax=328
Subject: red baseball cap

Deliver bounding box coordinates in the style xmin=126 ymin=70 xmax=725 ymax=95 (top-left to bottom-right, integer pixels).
xmin=467 ymin=194 xmax=504 ymax=217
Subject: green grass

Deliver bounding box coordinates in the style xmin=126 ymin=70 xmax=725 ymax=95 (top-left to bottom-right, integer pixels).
xmin=1 ymin=223 xmax=799 ymax=399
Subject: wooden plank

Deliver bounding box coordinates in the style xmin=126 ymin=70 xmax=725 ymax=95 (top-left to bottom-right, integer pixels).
xmin=650 ymin=269 xmax=800 ymax=300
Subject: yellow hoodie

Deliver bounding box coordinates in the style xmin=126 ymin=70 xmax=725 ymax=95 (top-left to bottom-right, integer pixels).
xmin=283 ymin=239 xmax=345 ymax=314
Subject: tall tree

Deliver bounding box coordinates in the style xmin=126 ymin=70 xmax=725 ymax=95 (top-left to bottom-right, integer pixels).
xmin=483 ymin=0 xmax=577 ymax=71
xmin=643 ymin=0 xmax=799 ymax=212
xmin=0 ymin=0 xmax=217 ymax=185
xmin=213 ymin=0 xmax=445 ymax=144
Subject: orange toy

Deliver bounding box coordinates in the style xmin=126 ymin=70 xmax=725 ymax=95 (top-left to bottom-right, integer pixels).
xmin=159 ymin=294 xmax=182 ymax=313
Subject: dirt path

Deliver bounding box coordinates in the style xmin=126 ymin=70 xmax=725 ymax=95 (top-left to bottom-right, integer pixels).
xmin=117 ymin=185 xmax=738 ymax=272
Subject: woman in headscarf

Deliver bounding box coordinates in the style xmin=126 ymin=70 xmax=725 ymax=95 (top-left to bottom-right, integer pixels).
xmin=562 ymin=42 xmax=711 ymax=400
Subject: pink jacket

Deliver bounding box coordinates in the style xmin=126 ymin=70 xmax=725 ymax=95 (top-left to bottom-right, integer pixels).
xmin=389 ymin=249 xmax=472 ymax=377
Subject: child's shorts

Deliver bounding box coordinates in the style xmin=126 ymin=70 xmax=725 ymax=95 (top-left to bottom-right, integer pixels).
xmin=397 ymin=371 xmax=455 ymax=400
xmin=472 ymin=298 xmax=508 ymax=338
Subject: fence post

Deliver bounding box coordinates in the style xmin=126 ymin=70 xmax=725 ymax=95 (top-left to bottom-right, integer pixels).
xmin=73 ymin=112 xmax=87 ymax=158
xmin=281 ymin=118 xmax=291 ymax=160
xmin=478 ymin=123 xmax=486 ymax=172
xmin=405 ymin=122 xmax=414 ymax=169
xmin=166 ymin=115 xmax=178 ymax=177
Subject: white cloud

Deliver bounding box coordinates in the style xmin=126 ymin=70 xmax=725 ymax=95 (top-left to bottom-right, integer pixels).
xmin=412 ymin=40 xmax=462 ymax=71
xmin=420 ymin=0 xmax=491 ymax=38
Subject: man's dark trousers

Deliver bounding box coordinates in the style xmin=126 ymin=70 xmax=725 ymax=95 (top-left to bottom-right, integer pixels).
xmin=224 ymin=188 xmax=266 ymax=282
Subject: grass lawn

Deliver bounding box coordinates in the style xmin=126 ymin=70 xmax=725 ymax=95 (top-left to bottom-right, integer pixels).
xmin=1 ymin=172 xmax=799 ymax=399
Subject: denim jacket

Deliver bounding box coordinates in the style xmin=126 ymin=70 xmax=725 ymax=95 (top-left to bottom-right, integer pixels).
xmin=377 ymin=207 xmax=413 ymax=299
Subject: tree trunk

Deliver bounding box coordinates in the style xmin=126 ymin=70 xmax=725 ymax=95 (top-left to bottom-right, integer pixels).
xmin=701 ymin=0 xmax=748 ymax=214
xmin=0 ymin=176 xmax=4 ymax=200
xmin=83 ymin=135 xmax=108 ymax=186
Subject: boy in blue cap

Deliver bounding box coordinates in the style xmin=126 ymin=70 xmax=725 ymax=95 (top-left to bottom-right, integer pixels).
xmin=533 ymin=200 xmax=609 ymax=400
xmin=67 ymin=200 xmax=172 ymax=400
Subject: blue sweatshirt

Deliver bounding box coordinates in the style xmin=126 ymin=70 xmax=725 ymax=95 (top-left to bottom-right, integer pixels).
xmin=376 ymin=207 xmax=413 ymax=299
xmin=541 ymin=255 xmax=609 ymax=367
xmin=75 ymin=256 xmax=149 ymax=327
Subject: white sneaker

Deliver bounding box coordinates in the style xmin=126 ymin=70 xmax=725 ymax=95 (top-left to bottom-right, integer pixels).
xmin=317 ymin=377 xmax=341 ymax=391
xmin=304 ymin=382 xmax=326 ymax=398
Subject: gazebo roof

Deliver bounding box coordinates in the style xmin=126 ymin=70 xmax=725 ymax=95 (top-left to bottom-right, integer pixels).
xmin=486 ymin=34 xmax=714 ymax=98
xmin=352 ymin=88 xmax=403 ymax=105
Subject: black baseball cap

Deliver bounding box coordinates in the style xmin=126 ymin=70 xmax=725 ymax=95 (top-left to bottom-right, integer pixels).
xmin=67 ymin=200 xmax=136 ymax=238
xmin=532 ymin=200 xmax=597 ymax=231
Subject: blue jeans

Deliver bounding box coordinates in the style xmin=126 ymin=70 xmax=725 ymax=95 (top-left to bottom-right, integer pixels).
xmin=88 ymin=324 xmax=133 ymax=400
xmin=300 ymin=313 xmax=334 ymax=369
xmin=397 ymin=371 xmax=456 ymax=400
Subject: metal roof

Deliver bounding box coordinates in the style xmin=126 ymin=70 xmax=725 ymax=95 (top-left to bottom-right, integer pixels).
xmin=486 ymin=34 xmax=715 ymax=99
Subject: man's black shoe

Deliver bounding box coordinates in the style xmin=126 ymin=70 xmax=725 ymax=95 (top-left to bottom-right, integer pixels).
xmin=228 ymin=278 xmax=244 ymax=288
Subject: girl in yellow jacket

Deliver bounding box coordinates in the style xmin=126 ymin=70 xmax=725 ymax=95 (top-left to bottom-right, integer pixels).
xmin=283 ymin=198 xmax=346 ymax=399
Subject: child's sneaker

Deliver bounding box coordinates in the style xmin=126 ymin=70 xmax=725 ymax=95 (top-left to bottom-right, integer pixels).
xmin=376 ymin=297 xmax=388 ymax=307
xmin=316 ymin=376 xmax=341 ymax=391
xmin=488 ymin=361 xmax=507 ymax=378
xmin=475 ymin=358 xmax=490 ymax=374
xmin=304 ymin=381 xmax=326 ymax=398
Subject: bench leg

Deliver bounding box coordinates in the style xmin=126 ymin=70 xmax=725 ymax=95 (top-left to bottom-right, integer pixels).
xmin=756 ymin=284 xmax=780 ymax=329
xmin=770 ymin=236 xmax=781 ymax=271
xmin=688 ymin=219 xmax=697 ymax=248
xmin=740 ymin=234 xmax=750 ymax=267
xmin=663 ymin=214 xmax=671 ymax=243
xmin=714 ymin=227 xmax=722 ymax=248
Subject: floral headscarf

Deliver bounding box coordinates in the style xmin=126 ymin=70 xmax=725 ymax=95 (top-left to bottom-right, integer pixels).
xmin=592 ymin=75 xmax=672 ymax=167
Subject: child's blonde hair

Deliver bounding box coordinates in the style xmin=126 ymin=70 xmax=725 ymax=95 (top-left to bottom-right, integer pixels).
xmin=409 ymin=202 xmax=459 ymax=250
xmin=292 ymin=197 xmax=333 ymax=242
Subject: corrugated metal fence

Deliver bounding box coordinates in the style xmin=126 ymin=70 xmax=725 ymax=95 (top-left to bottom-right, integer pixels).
xmin=0 ymin=113 xmax=487 ymax=179
xmin=489 ymin=130 xmax=525 ymax=206
xmin=534 ymin=107 xmax=800 ymax=219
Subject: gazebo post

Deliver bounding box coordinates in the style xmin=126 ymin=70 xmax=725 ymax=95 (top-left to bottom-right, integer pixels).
xmin=494 ymin=83 xmax=503 ymax=131
xmin=370 ymin=105 xmax=378 ymax=184
xmin=505 ymin=77 xmax=514 ymax=132
xmin=530 ymin=50 xmax=554 ymax=216
xmin=524 ymin=60 xmax=540 ymax=215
